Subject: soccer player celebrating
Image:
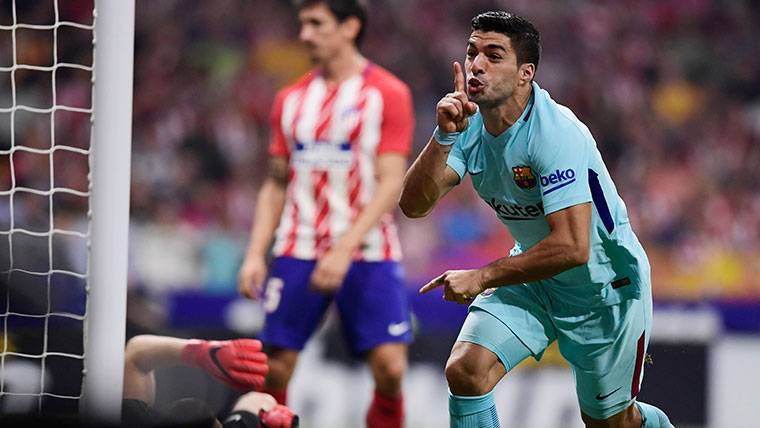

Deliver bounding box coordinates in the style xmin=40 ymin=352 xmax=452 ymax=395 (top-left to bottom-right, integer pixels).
xmin=400 ymin=11 xmax=673 ymax=428
xmin=238 ymin=1 xmax=413 ymax=427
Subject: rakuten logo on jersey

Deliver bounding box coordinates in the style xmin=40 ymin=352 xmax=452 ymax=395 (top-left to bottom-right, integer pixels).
xmin=486 ymin=198 xmax=544 ymax=221
xmin=540 ymin=169 xmax=576 ymax=195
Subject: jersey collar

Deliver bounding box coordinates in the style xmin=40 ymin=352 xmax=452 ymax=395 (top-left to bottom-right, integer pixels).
xmin=481 ymin=86 xmax=535 ymax=145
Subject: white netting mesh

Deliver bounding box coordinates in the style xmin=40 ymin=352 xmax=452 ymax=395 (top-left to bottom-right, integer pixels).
xmin=0 ymin=0 xmax=94 ymax=414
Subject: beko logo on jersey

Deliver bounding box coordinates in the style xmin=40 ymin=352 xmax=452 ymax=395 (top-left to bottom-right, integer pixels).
xmin=540 ymin=168 xmax=576 ymax=195
xmin=540 ymin=168 xmax=576 ymax=186
xmin=486 ymin=198 xmax=544 ymax=221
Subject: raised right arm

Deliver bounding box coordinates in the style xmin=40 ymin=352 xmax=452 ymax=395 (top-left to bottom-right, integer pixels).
xmin=398 ymin=136 xmax=460 ymax=218
xmin=399 ymin=61 xmax=476 ymax=218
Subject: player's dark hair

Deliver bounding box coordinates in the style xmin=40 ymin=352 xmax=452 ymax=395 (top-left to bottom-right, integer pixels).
xmin=295 ymin=0 xmax=368 ymax=47
xmin=471 ymin=11 xmax=541 ymax=71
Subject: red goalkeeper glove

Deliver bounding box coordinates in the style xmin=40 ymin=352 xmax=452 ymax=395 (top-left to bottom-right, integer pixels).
xmin=259 ymin=404 xmax=299 ymax=428
xmin=181 ymin=339 xmax=268 ymax=392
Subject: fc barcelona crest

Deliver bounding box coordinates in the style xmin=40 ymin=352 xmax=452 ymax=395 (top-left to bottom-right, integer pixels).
xmin=512 ymin=165 xmax=536 ymax=189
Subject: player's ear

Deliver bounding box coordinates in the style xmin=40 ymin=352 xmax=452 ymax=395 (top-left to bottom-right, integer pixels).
xmin=518 ymin=63 xmax=535 ymax=86
xmin=340 ymin=16 xmax=361 ymax=44
xmin=340 ymin=16 xmax=362 ymax=41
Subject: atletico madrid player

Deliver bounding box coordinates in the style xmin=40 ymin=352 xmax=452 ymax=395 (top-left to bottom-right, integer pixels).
xmin=238 ymin=1 xmax=413 ymax=427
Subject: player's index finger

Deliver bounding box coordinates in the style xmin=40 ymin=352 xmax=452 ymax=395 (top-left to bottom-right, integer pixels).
xmin=419 ymin=275 xmax=444 ymax=294
xmin=453 ymin=61 xmax=465 ymax=93
xmin=419 ymin=283 xmax=439 ymax=294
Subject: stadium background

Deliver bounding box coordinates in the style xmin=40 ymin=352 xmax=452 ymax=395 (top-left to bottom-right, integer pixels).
xmin=1 ymin=1 xmax=759 ymax=427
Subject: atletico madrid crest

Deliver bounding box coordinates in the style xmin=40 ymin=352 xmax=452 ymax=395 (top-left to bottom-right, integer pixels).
xmin=512 ymin=165 xmax=536 ymax=189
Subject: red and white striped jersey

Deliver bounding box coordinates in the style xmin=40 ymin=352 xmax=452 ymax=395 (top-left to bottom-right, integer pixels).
xmin=268 ymin=63 xmax=414 ymax=261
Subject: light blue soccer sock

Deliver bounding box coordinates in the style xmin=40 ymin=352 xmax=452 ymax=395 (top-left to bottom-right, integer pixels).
xmin=636 ymin=401 xmax=674 ymax=428
xmin=449 ymin=390 xmax=500 ymax=428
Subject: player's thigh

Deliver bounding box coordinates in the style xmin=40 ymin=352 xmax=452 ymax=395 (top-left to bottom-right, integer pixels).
xmin=335 ymin=261 xmax=412 ymax=355
xmin=463 ymin=283 xmax=557 ymax=369
xmin=260 ymin=257 xmax=332 ymax=351
xmin=454 ymin=307 xmax=536 ymax=377
xmin=556 ymin=295 xmax=652 ymax=421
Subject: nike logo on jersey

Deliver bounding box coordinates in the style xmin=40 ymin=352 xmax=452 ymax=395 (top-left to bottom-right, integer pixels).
xmin=595 ymin=386 xmax=622 ymax=400
xmin=541 ymin=168 xmax=576 ymax=195
xmin=486 ymin=198 xmax=544 ymax=221
xmin=388 ymin=322 xmax=410 ymax=336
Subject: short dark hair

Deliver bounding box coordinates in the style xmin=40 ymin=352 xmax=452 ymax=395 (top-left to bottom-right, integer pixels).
xmin=296 ymin=0 xmax=368 ymax=46
xmin=471 ymin=11 xmax=541 ymax=70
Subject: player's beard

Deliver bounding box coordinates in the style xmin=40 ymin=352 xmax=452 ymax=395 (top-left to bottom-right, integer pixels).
xmin=470 ymin=88 xmax=512 ymax=110
xmin=469 ymin=79 xmax=515 ymax=110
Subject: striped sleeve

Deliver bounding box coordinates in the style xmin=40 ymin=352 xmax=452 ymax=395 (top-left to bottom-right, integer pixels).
xmin=376 ymin=81 xmax=414 ymax=155
xmin=268 ymin=89 xmax=290 ymax=157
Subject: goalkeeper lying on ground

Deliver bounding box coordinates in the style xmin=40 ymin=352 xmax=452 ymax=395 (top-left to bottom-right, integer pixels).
xmin=122 ymin=335 xmax=298 ymax=428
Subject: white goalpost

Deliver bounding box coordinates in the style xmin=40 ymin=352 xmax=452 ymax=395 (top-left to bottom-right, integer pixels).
xmin=0 ymin=0 xmax=134 ymax=423
xmin=81 ymin=0 xmax=135 ymax=422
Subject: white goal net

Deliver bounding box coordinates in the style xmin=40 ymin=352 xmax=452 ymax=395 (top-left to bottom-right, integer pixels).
xmin=0 ymin=0 xmax=133 ymax=421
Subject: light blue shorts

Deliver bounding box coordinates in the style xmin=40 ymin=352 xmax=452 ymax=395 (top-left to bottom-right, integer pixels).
xmin=457 ymin=280 xmax=652 ymax=420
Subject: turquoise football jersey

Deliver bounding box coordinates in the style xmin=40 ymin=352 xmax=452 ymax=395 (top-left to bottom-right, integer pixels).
xmin=446 ymin=81 xmax=649 ymax=307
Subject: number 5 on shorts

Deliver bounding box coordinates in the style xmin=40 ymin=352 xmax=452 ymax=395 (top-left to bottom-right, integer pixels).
xmin=264 ymin=277 xmax=284 ymax=314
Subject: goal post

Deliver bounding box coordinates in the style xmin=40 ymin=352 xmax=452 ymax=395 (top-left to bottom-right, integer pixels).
xmin=80 ymin=0 xmax=135 ymax=422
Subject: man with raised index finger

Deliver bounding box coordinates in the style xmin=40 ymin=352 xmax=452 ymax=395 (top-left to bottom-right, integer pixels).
xmin=400 ymin=11 xmax=673 ymax=428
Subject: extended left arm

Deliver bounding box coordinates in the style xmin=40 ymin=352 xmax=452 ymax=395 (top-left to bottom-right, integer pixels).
xmin=481 ymin=202 xmax=591 ymax=286
xmin=421 ymin=203 xmax=591 ymax=303
xmin=123 ymin=335 xmax=186 ymax=405
xmin=310 ymin=153 xmax=407 ymax=291
xmin=123 ymin=335 xmax=268 ymax=405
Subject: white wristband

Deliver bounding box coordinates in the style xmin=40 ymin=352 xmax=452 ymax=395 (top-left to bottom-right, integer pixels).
xmin=433 ymin=126 xmax=460 ymax=146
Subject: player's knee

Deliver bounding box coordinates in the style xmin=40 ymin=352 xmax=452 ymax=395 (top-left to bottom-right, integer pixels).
xmin=368 ymin=344 xmax=407 ymax=394
xmin=444 ymin=354 xmax=490 ymax=395
xmin=372 ymin=357 xmax=406 ymax=386
xmin=581 ymin=412 xmax=609 ymax=428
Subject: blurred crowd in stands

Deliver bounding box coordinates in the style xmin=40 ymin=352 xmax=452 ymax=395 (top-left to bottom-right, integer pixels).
xmin=2 ymin=0 xmax=760 ymax=303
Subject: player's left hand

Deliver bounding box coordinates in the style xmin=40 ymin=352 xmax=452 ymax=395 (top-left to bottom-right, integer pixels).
xmin=181 ymin=339 xmax=268 ymax=392
xmin=419 ymin=269 xmax=486 ymax=304
xmin=310 ymin=246 xmax=352 ymax=293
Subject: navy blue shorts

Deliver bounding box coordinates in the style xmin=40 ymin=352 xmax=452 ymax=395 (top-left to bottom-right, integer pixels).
xmin=260 ymin=256 xmax=412 ymax=355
